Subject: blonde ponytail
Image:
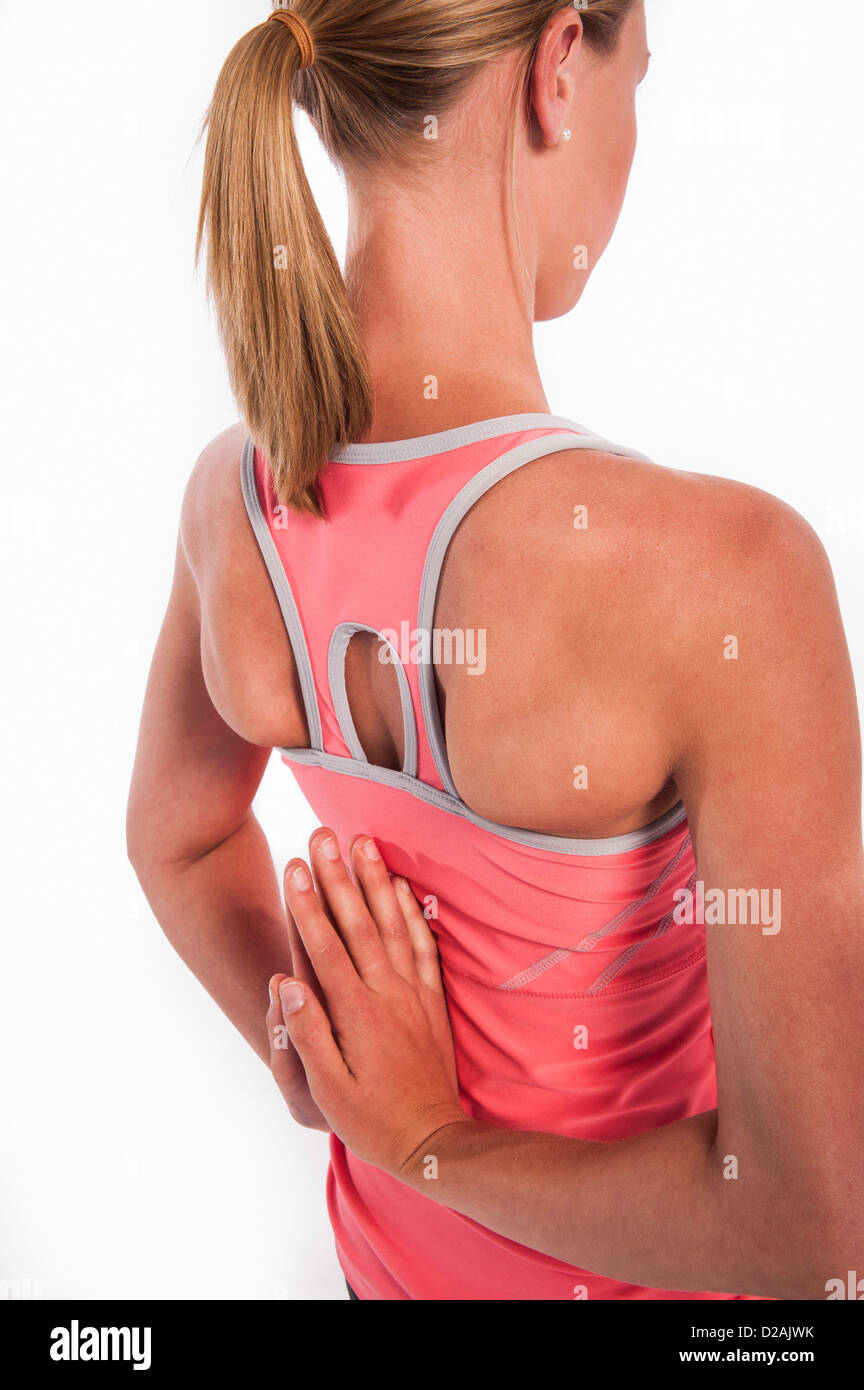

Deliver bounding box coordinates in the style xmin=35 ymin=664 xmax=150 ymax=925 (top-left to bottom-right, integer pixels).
xmin=197 ymin=13 xmax=371 ymax=516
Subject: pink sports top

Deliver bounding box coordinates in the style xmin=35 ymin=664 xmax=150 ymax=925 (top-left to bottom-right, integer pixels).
xmin=242 ymin=414 xmax=746 ymax=1301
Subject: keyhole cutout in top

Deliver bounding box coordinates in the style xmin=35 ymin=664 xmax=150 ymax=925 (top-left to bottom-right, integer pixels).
xmin=342 ymin=628 xmax=407 ymax=773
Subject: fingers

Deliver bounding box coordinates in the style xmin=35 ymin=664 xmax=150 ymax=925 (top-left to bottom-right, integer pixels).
xmin=283 ymin=902 xmax=327 ymax=1009
xmin=307 ymin=831 xmax=389 ymax=985
xmin=283 ymin=857 xmax=365 ymax=1006
xmin=349 ymin=837 xmax=416 ymax=980
xmin=393 ymin=876 xmax=446 ymax=994
xmin=286 ymin=829 xmax=444 ymax=1001
xmin=274 ymin=975 xmax=350 ymax=1104
xmin=267 ymin=975 xmax=331 ymax=1132
xmin=383 ymin=883 xmax=457 ymax=1089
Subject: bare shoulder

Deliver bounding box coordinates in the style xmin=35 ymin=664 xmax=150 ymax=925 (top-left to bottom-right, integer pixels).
xmin=436 ymin=444 xmax=846 ymax=833
xmin=447 ymin=444 xmax=836 ymax=634
xmin=180 ymin=421 xmax=249 ymax=575
xmin=178 ymin=423 xmax=308 ymax=749
xmin=655 ymin=459 xmax=834 ymax=604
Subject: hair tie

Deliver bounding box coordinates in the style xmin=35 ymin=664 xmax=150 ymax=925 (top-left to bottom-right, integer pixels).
xmin=269 ymin=8 xmax=316 ymax=69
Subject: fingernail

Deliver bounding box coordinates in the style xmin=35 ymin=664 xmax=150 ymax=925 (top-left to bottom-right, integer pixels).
xmin=279 ymin=981 xmax=305 ymax=1015
xmin=363 ymin=838 xmax=381 ymax=861
xmin=290 ymin=864 xmax=313 ymax=891
xmin=395 ymin=876 xmax=410 ymax=892
xmin=317 ymin=835 xmax=340 ymax=861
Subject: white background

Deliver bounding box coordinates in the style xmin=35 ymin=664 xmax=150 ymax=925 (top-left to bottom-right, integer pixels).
xmin=1 ymin=0 xmax=861 ymax=1299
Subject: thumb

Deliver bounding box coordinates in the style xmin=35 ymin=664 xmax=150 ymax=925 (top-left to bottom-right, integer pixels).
xmin=277 ymin=978 xmax=348 ymax=1097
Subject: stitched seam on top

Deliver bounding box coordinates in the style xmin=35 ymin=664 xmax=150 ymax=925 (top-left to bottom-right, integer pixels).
xmin=442 ymin=946 xmax=707 ymax=1000
xmin=585 ymin=869 xmax=699 ymax=995
xmin=496 ymin=836 xmax=693 ymax=991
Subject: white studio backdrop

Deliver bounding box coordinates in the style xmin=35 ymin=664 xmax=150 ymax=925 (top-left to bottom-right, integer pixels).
xmin=0 ymin=1 xmax=861 ymax=1299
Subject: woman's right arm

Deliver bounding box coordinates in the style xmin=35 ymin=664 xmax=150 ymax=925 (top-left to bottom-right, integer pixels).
xmin=126 ymin=528 xmax=290 ymax=1065
xmin=127 ymin=436 xmax=329 ymax=1129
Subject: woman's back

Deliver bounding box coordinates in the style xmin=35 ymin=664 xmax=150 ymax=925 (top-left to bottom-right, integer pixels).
xmin=179 ymin=408 xmax=789 ymax=1299
xmin=185 ymin=410 xmax=784 ymax=843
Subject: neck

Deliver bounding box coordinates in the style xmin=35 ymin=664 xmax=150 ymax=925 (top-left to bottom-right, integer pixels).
xmin=344 ymin=171 xmax=549 ymax=443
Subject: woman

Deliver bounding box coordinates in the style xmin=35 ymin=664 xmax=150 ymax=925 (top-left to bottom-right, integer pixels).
xmin=127 ymin=0 xmax=864 ymax=1300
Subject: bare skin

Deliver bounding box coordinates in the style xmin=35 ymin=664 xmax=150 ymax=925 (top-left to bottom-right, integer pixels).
xmin=128 ymin=3 xmax=864 ymax=1296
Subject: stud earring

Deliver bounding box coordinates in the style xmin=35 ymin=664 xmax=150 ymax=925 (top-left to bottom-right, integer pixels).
xmin=560 ymin=129 xmax=572 ymax=142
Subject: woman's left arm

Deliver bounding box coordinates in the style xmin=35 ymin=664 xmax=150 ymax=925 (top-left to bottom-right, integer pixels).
xmin=274 ymin=824 xmax=862 ymax=1302
xmin=273 ymin=511 xmax=864 ymax=1301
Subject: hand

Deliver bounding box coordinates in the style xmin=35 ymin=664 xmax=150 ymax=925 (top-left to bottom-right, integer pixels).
xmin=268 ymin=829 xmax=469 ymax=1177
xmin=266 ymin=891 xmax=331 ymax=1133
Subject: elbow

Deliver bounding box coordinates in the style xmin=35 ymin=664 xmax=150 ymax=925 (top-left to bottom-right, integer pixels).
xmin=752 ymin=1196 xmax=863 ymax=1301
xmin=714 ymin=1126 xmax=863 ymax=1299
xmin=774 ymin=1240 xmax=861 ymax=1302
xmin=126 ymin=811 xmax=143 ymax=878
xmin=125 ymin=793 xmax=159 ymax=886
xmin=125 ymin=794 xmax=146 ymax=876
xmin=125 ymin=813 xmax=142 ymax=876
xmin=787 ymin=1165 xmax=864 ymax=1300
xmin=799 ymin=1215 xmax=864 ymax=1301
xmin=126 ymin=779 xmax=172 ymax=884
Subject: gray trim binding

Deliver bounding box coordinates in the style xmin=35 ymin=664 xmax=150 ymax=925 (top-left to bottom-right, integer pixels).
xmin=417 ymin=426 xmax=652 ymax=799
xmin=279 ymin=745 xmax=689 ymax=858
xmin=327 ymin=622 xmax=419 ymax=778
xmin=240 ymin=436 xmax=323 ymax=752
xmin=331 ymin=414 xmax=591 ymax=466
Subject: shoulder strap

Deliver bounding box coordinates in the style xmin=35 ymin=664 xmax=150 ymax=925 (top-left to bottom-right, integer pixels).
xmin=240 ymin=436 xmax=323 ymax=751
xmin=417 ymin=425 xmax=651 ymax=799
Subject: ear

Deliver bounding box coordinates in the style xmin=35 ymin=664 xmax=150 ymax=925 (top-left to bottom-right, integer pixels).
xmin=530 ymin=7 xmax=585 ymax=148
